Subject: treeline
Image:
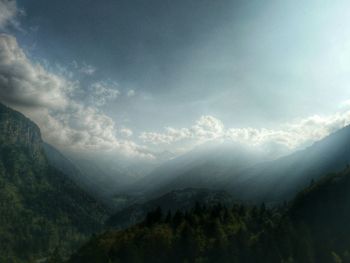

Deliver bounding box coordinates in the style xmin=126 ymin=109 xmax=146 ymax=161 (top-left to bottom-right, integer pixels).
xmin=68 ymin=203 xmax=309 ymax=263
xmin=70 ymin=169 xmax=350 ymax=263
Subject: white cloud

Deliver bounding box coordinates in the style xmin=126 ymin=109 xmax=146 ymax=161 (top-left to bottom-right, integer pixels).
xmin=140 ymin=110 xmax=350 ymax=154
xmin=140 ymin=127 xmax=190 ymax=145
xmin=88 ymin=81 xmax=120 ymax=106
xmin=191 ymin=115 xmax=225 ymax=140
xmin=0 ymin=34 xmax=70 ymax=109
xmin=79 ymin=63 xmax=96 ymax=75
xmin=0 ymin=33 xmax=152 ymax=158
xmin=139 ymin=116 xmax=225 ymax=145
xmin=2 ymin=29 xmax=350 ymax=161
xmin=0 ymin=0 xmax=20 ymax=30
xmin=120 ymin=128 xmax=133 ymax=137
xmin=127 ymin=89 xmax=135 ymax=97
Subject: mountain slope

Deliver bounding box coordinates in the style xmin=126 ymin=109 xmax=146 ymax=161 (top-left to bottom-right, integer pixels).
xmin=136 ymin=125 xmax=350 ymax=203
xmin=131 ymin=142 xmax=267 ymax=199
xmin=70 ymin=168 xmax=350 ymax=263
xmin=228 ymin=124 xmax=350 ymax=202
xmin=0 ymin=103 xmax=108 ymax=262
xmin=288 ymin=167 xmax=350 ymax=262
xmin=43 ymin=143 xmax=121 ymax=209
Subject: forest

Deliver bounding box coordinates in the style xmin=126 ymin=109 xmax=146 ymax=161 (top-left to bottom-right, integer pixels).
xmin=69 ymin=169 xmax=350 ymax=263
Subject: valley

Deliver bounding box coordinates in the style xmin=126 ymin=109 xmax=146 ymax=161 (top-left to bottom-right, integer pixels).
xmin=1 ymin=102 xmax=350 ymax=262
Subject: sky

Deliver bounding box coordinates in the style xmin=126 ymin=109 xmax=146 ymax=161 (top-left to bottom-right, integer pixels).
xmin=2 ymin=0 xmax=350 ymax=160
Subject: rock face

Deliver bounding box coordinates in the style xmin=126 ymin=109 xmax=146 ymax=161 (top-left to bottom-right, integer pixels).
xmin=0 ymin=102 xmax=109 ymax=262
xmin=0 ymin=103 xmax=43 ymax=160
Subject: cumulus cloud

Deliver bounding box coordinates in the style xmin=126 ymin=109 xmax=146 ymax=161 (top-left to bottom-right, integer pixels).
xmin=0 ymin=34 xmax=71 ymax=109
xmin=88 ymin=81 xmax=120 ymax=106
xmin=139 ymin=116 xmax=224 ymax=145
xmin=192 ymin=115 xmax=225 ymax=140
xmin=140 ymin=111 xmax=350 ymax=154
xmin=0 ymin=33 xmax=152 ymax=158
xmin=0 ymin=0 xmax=20 ymax=30
xmin=120 ymin=128 xmax=133 ymax=137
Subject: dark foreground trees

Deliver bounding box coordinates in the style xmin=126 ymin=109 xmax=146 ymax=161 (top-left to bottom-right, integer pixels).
xmin=70 ymin=169 xmax=350 ymax=263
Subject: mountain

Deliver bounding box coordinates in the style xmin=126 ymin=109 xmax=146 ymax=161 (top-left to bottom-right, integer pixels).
xmin=68 ymin=156 xmax=152 ymax=211
xmin=43 ymin=143 xmax=106 ymax=198
xmin=129 ymin=142 xmax=268 ymax=199
xmin=43 ymin=135 xmax=158 ymax=211
xmin=69 ymin=168 xmax=350 ymax=263
xmin=43 ymin=144 xmax=122 ymax=209
xmin=227 ymin=124 xmax=350 ymax=202
xmin=134 ymin=125 xmax=350 ymax=204
xmin=61 ymin=153 xmax=160 ymax=201
xmin=69 ymin=157 xmax=129 ymax=196
xmin=0 ymin=103 xmax=109 ymax=262
xmin=106 ymin=188 xmax=236 ymax=229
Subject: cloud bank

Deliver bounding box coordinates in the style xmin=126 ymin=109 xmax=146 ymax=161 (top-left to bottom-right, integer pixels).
xmin=1 ymin=0 xmax=350 ymax=162
xmin=140 ymin=111 xmax=350 ymax=155
xmin=2 ymin=31 xmax=350 ymax=160
xmin=0 ymin=33 xmax=151 ymax=158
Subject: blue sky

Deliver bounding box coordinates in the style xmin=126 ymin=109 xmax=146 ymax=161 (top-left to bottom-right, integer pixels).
xmin=2 ymin=0 xmax=350 ymax=159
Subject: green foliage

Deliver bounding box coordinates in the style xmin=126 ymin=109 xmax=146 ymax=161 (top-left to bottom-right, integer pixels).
xmin=71 ymin=168 xmax=350 ymax=263
xmin=70 ymin=204 xmax=292 ymax=263
xmin=0 ymin=103 xmax=108 ymax=262
xmin=5 ymin=102 xmax=350 ymax=263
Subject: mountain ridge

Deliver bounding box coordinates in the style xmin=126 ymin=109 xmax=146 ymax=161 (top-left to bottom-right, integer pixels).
xmin=134 ymin=124 xmax=350 ymax=203
xmin=69 ymin=167 xmax=350 ymax=263
xmin=0 ymin=102 xmax=109 ymax=262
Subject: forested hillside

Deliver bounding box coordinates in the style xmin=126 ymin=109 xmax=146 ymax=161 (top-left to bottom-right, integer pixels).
xmin=106 ymin=188 xmax=235 ymax=229
xmin=70 ymin=168 xmax=350 ymax=263
xmin=0 ymin=103 xmax=108 ymax=262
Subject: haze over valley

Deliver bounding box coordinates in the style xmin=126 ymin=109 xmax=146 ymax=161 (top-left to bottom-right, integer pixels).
xmin=2 ymin=0 xmax=350 ymax=262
